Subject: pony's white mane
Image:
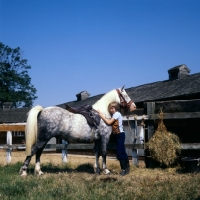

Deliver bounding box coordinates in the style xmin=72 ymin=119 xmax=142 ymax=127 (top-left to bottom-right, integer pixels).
xmin=92 ymin=89 xmax=120 ymax=118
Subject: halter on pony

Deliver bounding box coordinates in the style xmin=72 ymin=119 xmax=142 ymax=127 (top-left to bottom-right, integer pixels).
xmin=116 ymin=86 xmax=134 ymax=111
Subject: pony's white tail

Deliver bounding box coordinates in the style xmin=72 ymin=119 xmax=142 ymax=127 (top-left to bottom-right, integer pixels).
xmin=25 ymin=105 xmax=43 ymax=156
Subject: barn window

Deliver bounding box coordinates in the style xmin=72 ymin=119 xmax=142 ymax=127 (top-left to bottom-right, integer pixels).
xmin=13 ymin=131 xmax=25 ymax=137
xmin=3 ymin=102 xmax=13 ymax=110
xmin=170 ymin=71 xmax=179 ymax=80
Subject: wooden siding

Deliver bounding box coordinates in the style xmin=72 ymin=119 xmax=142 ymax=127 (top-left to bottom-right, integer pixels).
xmin=0 ymin=124 xmax=25 ymax=131
xmin=0 ymin=132 xmax=6 ymax=144
xmin=160 ymin=118 xmax=200 ymax=143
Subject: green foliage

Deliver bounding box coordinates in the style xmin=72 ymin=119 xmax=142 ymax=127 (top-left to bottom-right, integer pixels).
xmin=0 ymin=42 xmax=37 ymax=108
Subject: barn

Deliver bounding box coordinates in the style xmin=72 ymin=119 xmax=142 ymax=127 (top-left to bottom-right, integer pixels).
xmin=0 ymin=103 xmax=28 ymax=144
xmin=1 ymin=64 xmax=200 ymax=160
xmin=57 ymin=64 xmax=200 ymax=157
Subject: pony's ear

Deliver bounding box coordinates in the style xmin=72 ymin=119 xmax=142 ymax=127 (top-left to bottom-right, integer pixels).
xmin=121 ymin=85 xmax=125 ymax=91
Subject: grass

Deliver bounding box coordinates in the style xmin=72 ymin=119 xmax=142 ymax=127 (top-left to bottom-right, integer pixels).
xmin=0 ymin=162 xmax=200 ymax=200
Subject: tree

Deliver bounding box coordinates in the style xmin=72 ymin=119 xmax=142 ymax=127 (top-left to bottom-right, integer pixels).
xmin=0 ymin=42 xmax=37 ymax=108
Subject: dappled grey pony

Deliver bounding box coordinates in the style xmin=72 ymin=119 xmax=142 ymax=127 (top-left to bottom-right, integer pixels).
xmin=19 ymin=87 xmax=136 ymax=176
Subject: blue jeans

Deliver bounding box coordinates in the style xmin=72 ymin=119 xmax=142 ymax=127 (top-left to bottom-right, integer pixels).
xmin=115 ymin=132 xmax=128 ymax=160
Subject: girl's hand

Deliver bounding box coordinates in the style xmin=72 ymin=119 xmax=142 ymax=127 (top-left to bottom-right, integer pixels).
xmin=97 ymin=109 xmax=115 ymax=125
xmin=97 ymin=110 xmax=103 ymax=117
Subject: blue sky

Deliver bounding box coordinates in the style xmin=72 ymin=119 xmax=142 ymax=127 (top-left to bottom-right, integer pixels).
xmin=1 ymin=0 xmax=200 ymax=107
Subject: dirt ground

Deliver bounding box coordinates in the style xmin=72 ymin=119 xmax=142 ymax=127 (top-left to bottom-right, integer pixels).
xmin=0 ymin=150 xmax=121 ymax=166
xmin=1 ymin=150 xmax=193 ymax=187
xmin=0 ymin=150 xmax=146 ymax=169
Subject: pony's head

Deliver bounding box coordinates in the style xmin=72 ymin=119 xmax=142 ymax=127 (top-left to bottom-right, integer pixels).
xmin=116 ymin=85 xmax=136 ymax=112
xmin=93 ymin=86 xmax=136 ymax=117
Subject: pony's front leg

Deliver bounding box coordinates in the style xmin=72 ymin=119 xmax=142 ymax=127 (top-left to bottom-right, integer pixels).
xmin=102 ymin=155 xmax=110 ymax=175
xmin=101 ymin=135 xmax=110 ymax=175
xmin=94 ymin=140 xmax=101 ymax=174
xmin=94 ymin=152 xmax=101 ymax=174
xmin=19 ymin=156 xmax=32 ymax=176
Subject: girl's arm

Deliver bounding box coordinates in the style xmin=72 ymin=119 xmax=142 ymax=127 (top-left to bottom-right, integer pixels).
xmin=97 ymin=110 xmax=115 ymax=125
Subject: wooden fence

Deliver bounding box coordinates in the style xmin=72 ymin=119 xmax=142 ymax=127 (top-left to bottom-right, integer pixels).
xmin=1 ymin=139 xmax=200 ymax=165
xmin=1 ymin=99 xmax=200 ymax=165
xmin=2 ymin=143 xmax=200 ymax=151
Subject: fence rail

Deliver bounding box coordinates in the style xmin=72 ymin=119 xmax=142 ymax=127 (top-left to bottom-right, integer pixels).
xmin=0 ymin=143 xmax=143 ymax=150
xmin=1 ymin=143 xmax=200 ymax=150
xmin=148 ymin=112 xmax=200 ymax=120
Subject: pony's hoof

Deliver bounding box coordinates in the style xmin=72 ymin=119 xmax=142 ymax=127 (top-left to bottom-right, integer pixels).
xmin=104 ymin=169 xmax=110 ymax=175
xmin=38 ymin=171 xmax=44 ymax=176
xmin=20 ymin=171 xmax=27 ymax=177
xmin=34 ymin=170 xmax=44 ymax=176
xmin=21 ymin=173 xmax=27 ymax=177
xmin=19 ymin=167 xmax=27 ymax=176
xmin=95 ymin=168 xmax=101 ymax=175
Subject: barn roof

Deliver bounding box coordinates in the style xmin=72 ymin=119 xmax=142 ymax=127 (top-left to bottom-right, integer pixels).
xmin=0 ymin=108 xmax=30 ymax=123
xmin=58 ymin=72 xmax=200 ymax=108
xmin=126 ymin=72 xmax=200 ymax=103
xmin=168 ymin=64 xmax=191 ymax=73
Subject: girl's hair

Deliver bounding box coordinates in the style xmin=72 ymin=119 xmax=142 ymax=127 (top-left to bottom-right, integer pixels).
xmin=108 ymin=102 xmax=119 ymax=111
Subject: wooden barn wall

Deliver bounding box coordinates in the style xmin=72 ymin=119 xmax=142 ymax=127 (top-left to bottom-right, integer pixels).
xmin=157 ymin=118 xmax=200 ymax=143
xmin=154 ymin=100 xmax=200 ymax=113
xmin=0 ymin=131 xmax=25 ymax=144
xmin=0 ymin=132 xmax=6 ymax=144
xmin=13 ymin=135 xmax=25 ymax=144
xmin=152 ymin=100 xmax=200 ymax=143
xmin=162 ymin=119 xmax=200 ymax=157
xmin=147 ymin=99 xmax=200 ymax=157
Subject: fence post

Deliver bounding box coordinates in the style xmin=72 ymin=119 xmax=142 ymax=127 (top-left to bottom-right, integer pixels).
xmin=146 ymin=102 xmax=155 ymax=141
xmin=62 ymin=140 xmax=68 ymax=163
xmin=132 ymin=116 xmax=138 ymax=167
xmin=145 ymin=102 xmax=155 ymax=166
xmin=6 ymin=131 xmax=12 ymax=164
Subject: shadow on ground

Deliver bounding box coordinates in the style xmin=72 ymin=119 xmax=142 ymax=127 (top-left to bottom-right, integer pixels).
xmin=27 ymin=163 xmax=95 ymax=174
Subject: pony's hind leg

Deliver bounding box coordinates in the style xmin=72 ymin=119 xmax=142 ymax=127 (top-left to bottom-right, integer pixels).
xmin=20 ymin=141 xmax=47 ymax=176
xmin=34 ymin=141 xmax=48 ymax=175
xmin=34 ymin=148 xmax=45 ymax=175
xmin=19 ymin=156 xmax=32 ymax=176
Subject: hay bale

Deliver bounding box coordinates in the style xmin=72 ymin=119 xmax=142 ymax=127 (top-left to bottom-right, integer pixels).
xmin=146 ymin=109 xmax=181 ymax=166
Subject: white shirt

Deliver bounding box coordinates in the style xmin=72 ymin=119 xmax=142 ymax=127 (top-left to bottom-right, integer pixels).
xmin=112 ymin=111 xmax=124 ymax=133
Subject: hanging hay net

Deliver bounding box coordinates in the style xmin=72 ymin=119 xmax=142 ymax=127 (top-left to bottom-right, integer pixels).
xmin=146 ymin=108 xmax=181 ymax=166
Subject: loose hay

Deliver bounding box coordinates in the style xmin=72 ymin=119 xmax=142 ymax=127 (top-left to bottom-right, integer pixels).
xmin=146 ymin=109 xmax=181 ymax=166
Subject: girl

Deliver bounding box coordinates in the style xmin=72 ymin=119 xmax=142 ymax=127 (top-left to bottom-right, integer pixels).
xmin=98 ymin=102 xmax=130 ymax=176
